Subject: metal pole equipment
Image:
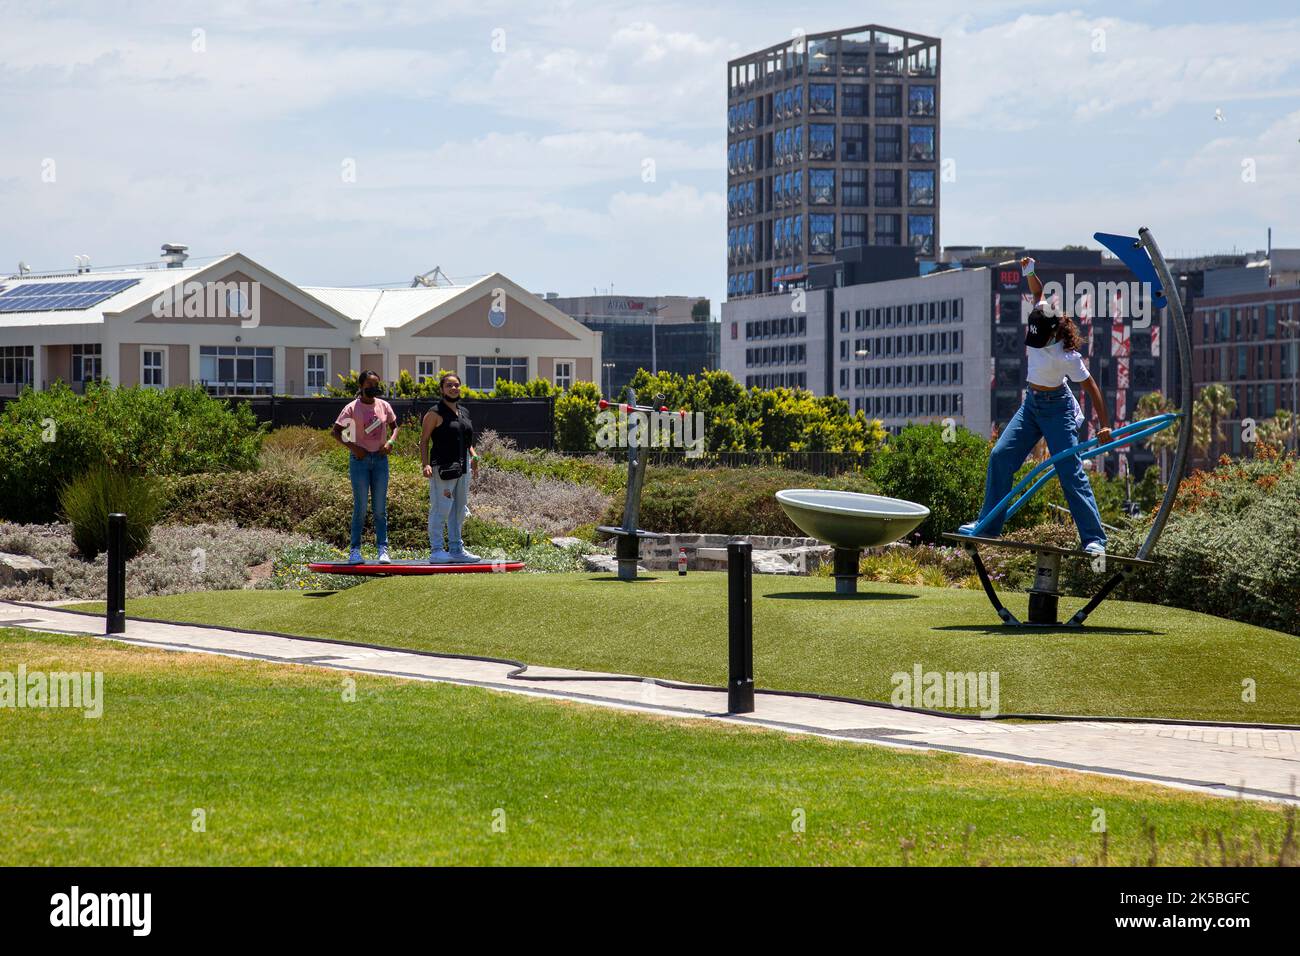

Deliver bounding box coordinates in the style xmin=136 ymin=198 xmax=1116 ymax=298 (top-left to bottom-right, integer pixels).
xmin=596 ymin=388 xmax=685 ymax=580
xmin=726 ymin=540 xmax=755 ymax=714
xmin=106 ymin=512 xmax=126 ymax=635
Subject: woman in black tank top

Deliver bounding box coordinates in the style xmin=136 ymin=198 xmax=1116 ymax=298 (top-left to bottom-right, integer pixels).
xmin=419 ymin=373 xmax=480 ymax=563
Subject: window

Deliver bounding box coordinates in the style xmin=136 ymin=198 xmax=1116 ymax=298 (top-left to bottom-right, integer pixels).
xmin=810 ymin=168 xmax=835 ymax=204
xmin=842 ymin=214 xmax=867 ymax=249
xmin=810 ymin=214 xmax=835 ymax=254
xmin=874 ymin=169 xmax=900 ymax=206
xmin=466 ymin=356 xmax=528 ymax=390
xmin=874 ymin=213 xmax=900 ymax=245
xmin=908 ymin=126 xmax=936 ymax=161
xmin=874 ymin=84 xmax=902 ymax=117
xmin=199 ymin=346 xmax=274 ymax=396
xmin=0 ymin=345 xmax=34 ymax=386
xmin=908 ymin=170 xmax=935 ymax=206
xmin=141 ymin=348 xmax=165 ymax=389
xmin=415 ymin=357 xmax=440 ymax=384
xmin=307 ymin=351 xmax=330 ymax=392
xmin=875 ymin=124 xmax=902 ymax=162
xmin=841 ymin=123 xmax=867 ymax=162
xmin=809 ymin=83 xmax=835 ymax=113
xmin=908 ymin=86 xmax=935 ymax=117
xmin=909 ymin=215 xmax=935 ymax=255
xmin=72 ymin=344 xmax=102 ymax=384
xmin=842 ymin=168 xmax=868 ymax=206
xmin=808 ymin=123 xmax=836 ymax=160
xmin=554 ymin=360 xmax=573 ymax=390
xmin=842 ymin=83 xmax=867 ymax=116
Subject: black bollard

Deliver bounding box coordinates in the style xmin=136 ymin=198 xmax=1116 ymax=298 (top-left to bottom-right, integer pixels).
xmin=726 ymin=540 xmax=755 ymax=714
xmin=106 ymin=513 xmax=126 ymax=635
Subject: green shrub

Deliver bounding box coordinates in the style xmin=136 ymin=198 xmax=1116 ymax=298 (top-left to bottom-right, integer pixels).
xmin=0 ymin=383 xmax=264 ymax=523
xmin=868 ymin=423 xmax=990 ymax=543
xmin=1083 ymin=457 xmax=1300 ymax=634
xmin=555 ymin=381 xmax=601 ymax=452
xmin=159 ymin=471 xmax=336 ymax=531
xmin=622 ymin=466 xmax=878 ymax=536
xmin=59 ymin=466 xmax=161 ymax=561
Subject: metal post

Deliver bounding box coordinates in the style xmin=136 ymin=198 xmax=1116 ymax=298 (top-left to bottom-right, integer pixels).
xmin=106 ymin=513 xmax=126 ymax=635
xmin=832 ymin=546 xmax=861 ymax=595
xmin=726 ymin=540 xmax=755 ymax=714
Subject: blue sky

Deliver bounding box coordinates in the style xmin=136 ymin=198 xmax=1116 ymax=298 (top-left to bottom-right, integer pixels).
xmin=2 ymin=0 xmax=1298 ymax=313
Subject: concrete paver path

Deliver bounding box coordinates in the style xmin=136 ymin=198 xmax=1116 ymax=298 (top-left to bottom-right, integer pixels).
xmin=4 ymin=600 xmax=1298 ymax=804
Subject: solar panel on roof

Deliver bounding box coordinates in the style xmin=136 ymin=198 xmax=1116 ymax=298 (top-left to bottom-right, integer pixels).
xmin=0 ymin=278 xmax=141 ymax=313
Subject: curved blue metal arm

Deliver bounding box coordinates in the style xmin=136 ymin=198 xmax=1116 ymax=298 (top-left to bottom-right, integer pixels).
xmin=971 ymin=412 xmax=1180 ymax=536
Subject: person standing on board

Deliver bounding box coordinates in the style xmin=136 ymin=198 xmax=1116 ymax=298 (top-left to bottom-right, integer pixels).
xmin=957 ymin=256 xmax=1112 ymax=556
xmin=332 ymin=370 xmax=398 ymax=564
xmin=420 ymin=372 xmax=481 ymax=564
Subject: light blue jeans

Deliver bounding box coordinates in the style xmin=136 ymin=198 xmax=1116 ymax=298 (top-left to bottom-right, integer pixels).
xmin=975 ymin=385 xmax=1106 ymax=549
xmin=429 ymin=472 xmax=470 ymax=553
xmin=348 ymin=452 xmax=389 ymax=550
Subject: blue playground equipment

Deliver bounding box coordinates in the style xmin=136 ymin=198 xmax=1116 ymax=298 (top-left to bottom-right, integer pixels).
xmin=942 ymin=226 xmax=1194 ymax=627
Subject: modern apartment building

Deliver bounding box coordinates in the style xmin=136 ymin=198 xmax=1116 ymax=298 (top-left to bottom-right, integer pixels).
xmin=726 ymin=24 xmax=940 ymax=300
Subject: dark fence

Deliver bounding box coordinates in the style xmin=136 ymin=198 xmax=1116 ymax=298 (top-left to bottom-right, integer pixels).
xmin=219 ymin=396 xmax=555 ymax=450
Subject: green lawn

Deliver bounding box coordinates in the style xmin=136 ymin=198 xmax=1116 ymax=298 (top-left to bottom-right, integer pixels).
xmin=2 ymin=628 xmax=1292 ymax=866
xmin=82 ymin=571 xmax=1299 ymax=724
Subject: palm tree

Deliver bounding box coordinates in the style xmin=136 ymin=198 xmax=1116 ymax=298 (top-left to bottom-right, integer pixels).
xmin=1135 ymin=390 xmax=1178 ymax=481
xmin=1193 ymin=384 xmax=1236 ymax=463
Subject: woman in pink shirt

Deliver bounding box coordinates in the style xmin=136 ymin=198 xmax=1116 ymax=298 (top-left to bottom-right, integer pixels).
xmin=332 ymin=371 xmax=399 ymax=564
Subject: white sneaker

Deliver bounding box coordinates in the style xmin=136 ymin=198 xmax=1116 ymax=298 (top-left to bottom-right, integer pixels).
xmin=428 ymin=549 xmax=452 ymax=564
xmin=377 ymin=547 xmax=391 ymax=564
xmin=449 ymin=550 xmax=482 ymax=564
xmin=1083 ymin=541 xmax=1106 ymax=557
xmin=347 ymin=548 xmax=363 ymax=564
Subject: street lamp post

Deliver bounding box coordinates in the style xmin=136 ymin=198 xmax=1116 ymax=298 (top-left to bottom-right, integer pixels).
xmin=602 ymin=361 xmax=617 ymax=400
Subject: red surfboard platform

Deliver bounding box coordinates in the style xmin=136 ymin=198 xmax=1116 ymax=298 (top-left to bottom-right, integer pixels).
xmin=307 ymin=560 xmax=525 ymax=576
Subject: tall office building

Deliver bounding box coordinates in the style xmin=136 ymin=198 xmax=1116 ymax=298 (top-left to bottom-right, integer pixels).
xmin=726 ymin=25 xmax=940 ymax=300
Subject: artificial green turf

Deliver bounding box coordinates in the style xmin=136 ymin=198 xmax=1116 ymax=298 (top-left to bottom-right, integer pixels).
xmin=87 ymin=573 xmax=1300 ymax=724
xmin=1 ymin=628 xmax=1291 ymax=866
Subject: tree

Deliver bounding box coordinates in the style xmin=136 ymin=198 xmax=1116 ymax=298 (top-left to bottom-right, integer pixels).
xmin=1193 ymin=384 xmax=1236 ymax=462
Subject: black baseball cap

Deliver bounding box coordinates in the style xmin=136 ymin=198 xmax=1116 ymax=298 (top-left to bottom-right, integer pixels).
xmin=1026 ymin=303 xmax=1059 ymax=348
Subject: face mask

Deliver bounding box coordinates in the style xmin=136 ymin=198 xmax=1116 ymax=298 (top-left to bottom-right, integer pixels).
xmin=363 ymin=386 xmax=379 ymax=398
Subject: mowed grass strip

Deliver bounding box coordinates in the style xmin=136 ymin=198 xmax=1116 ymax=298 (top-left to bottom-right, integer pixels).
xmin=92 ymin=571 xmax=1300 ymax=724
xmin=1 ymin=628 xmax=1294 ymax=867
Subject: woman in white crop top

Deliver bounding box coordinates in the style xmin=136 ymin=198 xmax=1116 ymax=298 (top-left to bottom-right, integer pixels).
xmin=957 ymin=257 xmax=1112 ymax=554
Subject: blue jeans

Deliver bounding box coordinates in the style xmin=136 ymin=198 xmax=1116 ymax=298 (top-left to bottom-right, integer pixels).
xmin=429 ymin=472 xmax=470 ymax=553
xmin=348 ymin=452 xmax=389 ymax=550
xmin=975 ymin=385 xmax=1106 ymax=548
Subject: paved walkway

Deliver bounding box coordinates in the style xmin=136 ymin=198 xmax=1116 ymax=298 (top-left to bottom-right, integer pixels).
xmin=3 ymin=600 xmax=1298 ymax=804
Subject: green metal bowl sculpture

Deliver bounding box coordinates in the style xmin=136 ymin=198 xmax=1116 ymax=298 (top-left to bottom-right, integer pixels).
xmin=776 ymin=489 xmax=930 ymax=550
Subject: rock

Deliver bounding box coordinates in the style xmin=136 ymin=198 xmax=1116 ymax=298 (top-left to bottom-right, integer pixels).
xmin=550 ymin=536 xmax=588 ymax=550
xmin=582 ymin=554 xmax=647 ymax=574
xmin=0 ymin=552 xmax=54 ymax=587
